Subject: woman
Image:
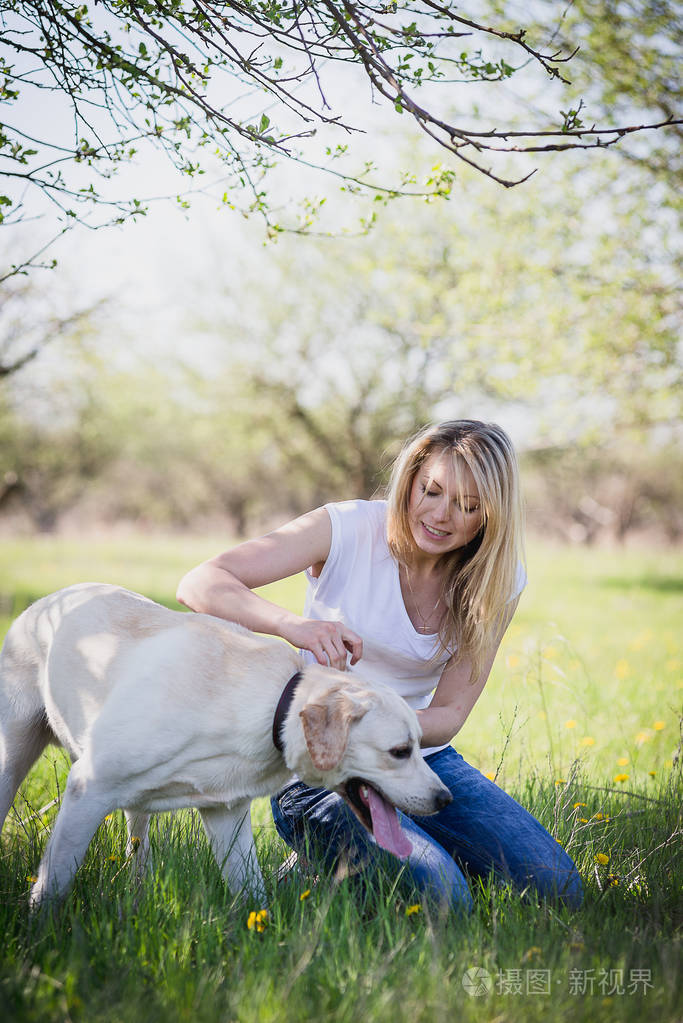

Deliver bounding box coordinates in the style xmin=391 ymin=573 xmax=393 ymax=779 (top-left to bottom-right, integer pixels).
xmin=176 ymin=420 xmax=583 ymax=911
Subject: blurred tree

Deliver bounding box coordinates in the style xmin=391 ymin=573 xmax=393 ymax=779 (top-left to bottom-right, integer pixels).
xmin=0 ymin=270 xmax=112 ymax=526
xmin=78 ymin=364 xmax=278 ymax=533
xmin=189 ymin=158 xmax=681 ymax=536
xmin=0 ymin=388 xmax=118 ymax=530
xmin=0 ymin=272 xmax=103 ymax=377
xmin=1 ymin=0 xmax=679 ymax=274
xmin=191 ymin=238 xmax=462 ymax=503
xmin=203 ymin=159 xmax=680 ymax=436
xmin=522 ymin=440 xmax=683 ymax=543
xmin=527 ymin=0 xmax=682 ymax=196
xmin=1 ymin=154 xmax=679 ymax=539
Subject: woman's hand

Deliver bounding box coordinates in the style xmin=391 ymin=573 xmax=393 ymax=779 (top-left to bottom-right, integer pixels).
xmin=281 ymin=617 xmax=363 ymax=671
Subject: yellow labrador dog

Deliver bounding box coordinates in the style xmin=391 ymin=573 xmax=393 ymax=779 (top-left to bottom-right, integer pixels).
xmin=0 ymin=583 xmax=451 ymax=908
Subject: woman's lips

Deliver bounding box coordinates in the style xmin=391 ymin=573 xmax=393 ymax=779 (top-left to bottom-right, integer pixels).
xmin=421 ymin=521 xmax=451 ymax=538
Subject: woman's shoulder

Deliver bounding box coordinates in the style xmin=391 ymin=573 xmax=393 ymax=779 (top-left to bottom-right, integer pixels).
xmin=324 ymin=499 xmax=388 ymax=549
xmin=325 ymin=498 xmax=387 ymax=524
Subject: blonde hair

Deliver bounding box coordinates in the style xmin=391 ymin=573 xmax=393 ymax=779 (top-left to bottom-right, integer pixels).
xmin=386 ymin=420 xmax=525 ymax=682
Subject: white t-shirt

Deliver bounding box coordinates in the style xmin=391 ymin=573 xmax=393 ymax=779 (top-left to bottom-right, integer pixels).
xmin=302 ymin=499 xmax=526 ymax=757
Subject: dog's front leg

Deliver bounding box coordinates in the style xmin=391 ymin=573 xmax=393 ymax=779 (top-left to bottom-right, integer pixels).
xmin=123 ymin=809 xmax=151 ymax=879
xmin=200 ymin=801 xmax=266 ymax=904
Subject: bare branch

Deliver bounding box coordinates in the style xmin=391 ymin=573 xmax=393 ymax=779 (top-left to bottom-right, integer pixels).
xmin=0 ymin=0 xmax=679 ymax=257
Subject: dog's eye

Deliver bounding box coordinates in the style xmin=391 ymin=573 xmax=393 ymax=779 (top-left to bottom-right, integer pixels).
xmin=389 ymin=745 xmax=412 ymax=760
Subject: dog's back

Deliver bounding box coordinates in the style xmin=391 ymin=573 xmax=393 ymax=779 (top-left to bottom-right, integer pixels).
xmin=0 ymin=585 xmax=171 ymax=823
xmin=1 ymin=584 xmax=165 ymax=731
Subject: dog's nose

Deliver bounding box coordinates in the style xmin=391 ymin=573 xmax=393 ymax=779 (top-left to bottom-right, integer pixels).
xmin=434 ymin=789 xmax=453 ymax=812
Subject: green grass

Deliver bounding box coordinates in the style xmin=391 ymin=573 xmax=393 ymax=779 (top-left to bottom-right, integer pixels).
xmin=0 ymin=535 xmax=681 ymax=1022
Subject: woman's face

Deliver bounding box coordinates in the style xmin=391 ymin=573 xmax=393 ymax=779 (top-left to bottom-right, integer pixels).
xmin=407 ymin=450 xmax=483 ymax=559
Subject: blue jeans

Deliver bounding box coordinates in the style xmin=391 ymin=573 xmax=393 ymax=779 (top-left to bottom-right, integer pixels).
xmin=271 ymin=746 xmax=583 ymax=912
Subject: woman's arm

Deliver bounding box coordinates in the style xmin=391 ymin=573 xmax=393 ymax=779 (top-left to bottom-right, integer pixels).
xmin=416 ymin=599 xmax=520 ymax=748
xmin=176 ymin=507 xmax=362 ymax=671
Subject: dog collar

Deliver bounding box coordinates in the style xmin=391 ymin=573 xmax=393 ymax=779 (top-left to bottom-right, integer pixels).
xmin=272 ymin=671 xmax=303 ymax=753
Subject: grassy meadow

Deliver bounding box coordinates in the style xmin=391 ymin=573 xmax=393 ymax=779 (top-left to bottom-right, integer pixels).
xmin=0 ymin=533 xmax=681 ymax=1022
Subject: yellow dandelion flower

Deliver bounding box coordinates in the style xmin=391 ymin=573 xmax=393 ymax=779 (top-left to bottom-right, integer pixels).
xmin=580 ymin=737 xmax=595 ymax=747
xmin=506 ymin=654 xmax=521 ymax=669
xmin=556 ymin=839 xmax=563 ymax=845
xmin=579 ymin=818 xmax=588 ymax=823
xmin=613 ymin=773 xmax=629 ymax=783
xmin=607 ymin=874 xmax=619 ymax=887
xmin=635 ymin=731 xmax=651 ymax=745
xmin=615 ymin=659 xmax=630 ymax=679
xmin=573 ymin=802 xmax=587 ymax=809
xmin=593 ymin=812 xmax=604 ymax=821
xmin=555 ymin=778 xmax=566 ymax=786
xmin=405 ymin=904 xmax=422 ymax=916
xmin=485 ymin=771 xmax=495 ymax=780
xmin=537 ymin=710 xmax=547 ymax=720
xmin=595 ymin=853 xmax=610 ymax=866
xmin=108 ymin=855 xmax=117 ymax=862
xmin=130 ymin=835 xmax=140 ymax=848
xmin=617 ymin=756 xmax=629 ymax=767
xmin=247 ymin=909 xmax=269 ymax=932
xmin=26 ymin=875 xmax=38 ymax=884
xmin=104 ymin=814 xmax=113 ymax=821
xmin=543 ymin=646 xmax=558 ymax=660
xmin=299 ymin=889 xmax=311 ymax=902
xmin=665 ymin=659 xmax=680 ymax=672
xmin=648 ymin=770 xmax=656 ymax=778
xmin=522 ymin=946 xmax=543 ymax=962
xmin=653 ymin=721 xmax=665 ymax=731
xmin=565 ymin=719 xmax=577 ymax=729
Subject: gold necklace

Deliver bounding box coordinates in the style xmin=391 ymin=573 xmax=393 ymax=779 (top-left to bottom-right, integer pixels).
xmin=403 ymin=567 xmax=442 ymax=633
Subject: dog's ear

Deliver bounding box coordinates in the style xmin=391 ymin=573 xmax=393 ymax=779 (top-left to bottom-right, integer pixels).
xmin=300 ymin=693 xmax=368 ymax=772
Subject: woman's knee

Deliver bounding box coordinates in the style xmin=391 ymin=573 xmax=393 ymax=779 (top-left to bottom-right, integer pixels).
xmin=273 ymin=784 xmax=475 ymax=914
xmin=402 ymin=820 xmax=474 ymax=914
xmin=528 ymin=851 xmax=584 ymax=909
xmin=408 ymin=854 xmax=474 ymax=914
xmin=271 ymin=783 xmax=376 ymax=871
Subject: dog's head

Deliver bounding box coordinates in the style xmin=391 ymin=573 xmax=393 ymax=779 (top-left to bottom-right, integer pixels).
xmin=286 ymin=666 xmax=452 ymax=860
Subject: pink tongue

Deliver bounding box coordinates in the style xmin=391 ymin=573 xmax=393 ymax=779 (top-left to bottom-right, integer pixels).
xmin=364 ymin=785 xmax=413 ymax=860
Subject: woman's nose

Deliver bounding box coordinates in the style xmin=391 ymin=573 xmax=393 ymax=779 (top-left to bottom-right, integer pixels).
xmin=434 ymin=497 xmax=450 ymax=521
